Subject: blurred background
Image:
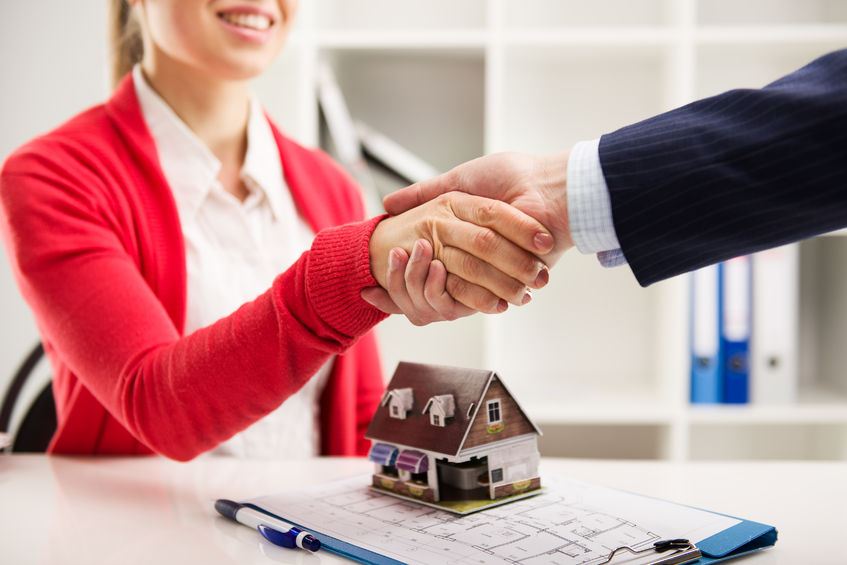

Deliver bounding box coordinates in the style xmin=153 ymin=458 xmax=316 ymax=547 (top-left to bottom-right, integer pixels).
xmin=2 ymin=0 xmax=847 ymax=460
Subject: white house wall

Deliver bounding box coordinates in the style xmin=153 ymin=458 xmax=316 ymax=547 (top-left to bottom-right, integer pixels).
xmin=481 ymin=438 xmax=540 ymax=498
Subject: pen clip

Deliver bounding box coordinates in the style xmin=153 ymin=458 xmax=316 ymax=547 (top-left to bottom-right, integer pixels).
xmin=257 ymin=523 xmax=296 ymax=548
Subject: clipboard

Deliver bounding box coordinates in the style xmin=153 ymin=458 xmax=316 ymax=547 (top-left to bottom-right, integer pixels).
xmin=697 ymin=519 xmax=777 ymax=564
xmin=239 ymin=474 xmax=777 ymax=565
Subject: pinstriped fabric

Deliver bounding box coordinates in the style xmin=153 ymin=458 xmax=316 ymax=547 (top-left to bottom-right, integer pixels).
xmin=599 ymin=48 xmax=847 ymax=287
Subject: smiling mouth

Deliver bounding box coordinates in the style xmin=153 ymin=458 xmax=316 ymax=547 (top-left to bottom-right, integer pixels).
xmin=217 ymin=12 xmax=274 ymax=31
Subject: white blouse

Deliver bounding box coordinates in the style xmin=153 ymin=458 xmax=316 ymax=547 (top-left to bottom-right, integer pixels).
xmin=133 ymin=66 xmax=330 ymax=459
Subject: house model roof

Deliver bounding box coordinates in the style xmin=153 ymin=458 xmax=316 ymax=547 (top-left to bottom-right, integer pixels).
xmin=365 ymin=361 xmax=540 ymax=457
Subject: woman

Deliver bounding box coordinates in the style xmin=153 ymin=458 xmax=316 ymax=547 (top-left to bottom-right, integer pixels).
xmin=0 ymin=0 xmax=552 ymax=460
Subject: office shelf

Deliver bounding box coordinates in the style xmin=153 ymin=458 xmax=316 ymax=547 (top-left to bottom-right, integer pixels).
xmin=501 ymin=29 xmax=675 ymax=46
xmin=823 ymin=228 xmax=847 ymax=237
xmin=315 ymin=0 xmax=487 ymax=31
xmin=688 ymin=423 xmax=847 ymax=461
xmin=696 ymin=25 xmax=847 ymax=44
xmin=688 ymin=403 xmax=847 ymax=425
xmin=501 ymin=0 xmax=672 ymax=29
xmin=696 ymin=0 xmax=847 ymax=26
xmin=7 ymin=0 xmax=844 ymax=463
xmin=256 ymin=0 xmax=847 ymax=462
xmin=695 ymin=41 xmax=847 ymax=98
xmin=315 ymin=30 xmax=489 ymax=49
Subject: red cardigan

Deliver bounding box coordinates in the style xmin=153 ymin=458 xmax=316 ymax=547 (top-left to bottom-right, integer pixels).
xmin=0 ymin=75 xmax=388 ymax=460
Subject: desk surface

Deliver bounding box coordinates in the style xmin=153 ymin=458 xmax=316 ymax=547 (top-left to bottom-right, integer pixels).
xmin=1 ymin=455 xmax=843 ymax=565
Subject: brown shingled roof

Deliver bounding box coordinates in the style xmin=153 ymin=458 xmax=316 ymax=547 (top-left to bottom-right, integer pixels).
xmin=365 ymin=362 xmax=538 ymax=456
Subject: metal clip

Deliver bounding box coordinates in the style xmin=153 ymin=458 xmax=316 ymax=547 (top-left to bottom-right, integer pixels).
xmin=596 ymin=538 xmax=702 ymax=565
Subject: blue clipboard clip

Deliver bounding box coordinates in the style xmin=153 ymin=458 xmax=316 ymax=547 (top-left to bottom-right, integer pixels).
xmin=597 ymin=539 xmax=702 ymax=565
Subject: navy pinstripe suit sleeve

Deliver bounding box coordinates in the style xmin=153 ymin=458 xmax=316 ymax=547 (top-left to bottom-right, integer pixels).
xmin=598 ymin=48 xmax=847 ymax=287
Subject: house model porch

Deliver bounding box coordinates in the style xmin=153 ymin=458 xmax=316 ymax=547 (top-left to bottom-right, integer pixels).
xmin=365 ymin=362 xmax=542 ymax=513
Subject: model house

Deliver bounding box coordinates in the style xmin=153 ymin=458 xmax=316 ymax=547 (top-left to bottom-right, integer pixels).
xmin=365 ymin=362 xmax=542 ymax=506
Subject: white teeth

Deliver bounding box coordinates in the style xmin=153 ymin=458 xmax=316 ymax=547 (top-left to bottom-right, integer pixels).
xmin=219 ymin=12 xmax=272 ymax=31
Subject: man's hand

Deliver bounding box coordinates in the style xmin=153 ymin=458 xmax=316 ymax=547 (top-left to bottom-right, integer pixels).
xmin=368 ymin=192 xmax=552 ymax=315
xmin=382 ymin=150 xmax=573 ymax=267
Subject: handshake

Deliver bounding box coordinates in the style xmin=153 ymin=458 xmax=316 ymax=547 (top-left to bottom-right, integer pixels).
xmin=362 ymin=150 xmax=573 ymax=326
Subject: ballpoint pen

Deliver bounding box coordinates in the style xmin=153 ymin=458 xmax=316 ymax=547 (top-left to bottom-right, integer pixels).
xmin=214 ymin=499 xmax=321 ymax=552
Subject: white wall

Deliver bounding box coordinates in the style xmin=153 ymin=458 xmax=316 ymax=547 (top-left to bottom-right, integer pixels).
xmin=0 ymin=3 xmax=109 ymax=399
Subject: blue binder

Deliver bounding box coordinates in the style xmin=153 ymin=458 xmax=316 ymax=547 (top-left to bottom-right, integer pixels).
xmin=698 ymin=515 xmax=778 ymax=564
xmin=690 ymin=265 xmax=722 ymax=403
xmin=720 ymin=257 xmax=752 ymax=404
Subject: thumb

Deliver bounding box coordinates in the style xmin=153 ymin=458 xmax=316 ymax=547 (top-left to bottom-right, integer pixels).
xmin=383 ymin=171 xmax=457 ymax=215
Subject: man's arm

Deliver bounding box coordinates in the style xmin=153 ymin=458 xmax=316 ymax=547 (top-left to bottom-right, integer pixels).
xmin=383 ymin=150 xmax=574 ymax=266
xmin=384 ymin=48 xmax=847 ymax=286
xmin=601 ymin=48 xmax=847 ymax=285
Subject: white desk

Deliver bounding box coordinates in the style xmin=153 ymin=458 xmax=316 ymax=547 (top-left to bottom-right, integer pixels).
xmin=0 ymin=455 xmax=843 ymax=564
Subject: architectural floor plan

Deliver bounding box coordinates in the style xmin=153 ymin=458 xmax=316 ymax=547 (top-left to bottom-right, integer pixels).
xmin=250 ymin=475 xmax=738 ymax=565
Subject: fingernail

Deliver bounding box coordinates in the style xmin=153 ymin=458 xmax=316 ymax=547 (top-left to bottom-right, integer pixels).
xmin=534 ymin=232 xmax=554 ymax=252
xmin=534 ymin=267 xmax=549 ymax=288
xmin=411 ymin=241 xmax=423 ymax=261
xmin=497 ymin=299 xmax=508 ymax=313
xmin=521 ymin=289 xmax=533 ymax=305
xmin=389 ymin=249 xmax=401 ymax=271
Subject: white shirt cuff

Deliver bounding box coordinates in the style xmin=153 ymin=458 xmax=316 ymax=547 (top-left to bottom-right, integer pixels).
xmin=566 ymin=139 xmax=627 ymax=268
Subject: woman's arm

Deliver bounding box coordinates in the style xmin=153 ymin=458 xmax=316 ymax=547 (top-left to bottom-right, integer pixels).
xmin=1 ymin=142 xmax=551 ymax=460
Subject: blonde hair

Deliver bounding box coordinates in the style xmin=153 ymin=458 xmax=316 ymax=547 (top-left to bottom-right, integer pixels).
xmin=109 ymin=0 xmax=143 ymax=88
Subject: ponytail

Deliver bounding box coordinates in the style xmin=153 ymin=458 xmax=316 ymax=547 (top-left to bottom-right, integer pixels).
xmin=109 ymin=0 xmax=143 ymax=89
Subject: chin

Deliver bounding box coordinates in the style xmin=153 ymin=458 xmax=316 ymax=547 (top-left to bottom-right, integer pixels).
xmin=222 ymin=64 xmax=270 ymax=81
xmin=213 ymin=54 xmax=278 ymax=81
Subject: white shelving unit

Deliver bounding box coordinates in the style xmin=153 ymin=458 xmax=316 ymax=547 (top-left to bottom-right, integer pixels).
xmin=250 ymin=0 xmax=847 ymax=462
xmin=4 ymin=1 xmax=843 ymax=461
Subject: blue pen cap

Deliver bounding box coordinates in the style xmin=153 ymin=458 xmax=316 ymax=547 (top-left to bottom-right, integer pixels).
xmin=288 ymin=526 xmax=322 ymax=552
xmin=300 ymin=534 xmax=321 ymax=552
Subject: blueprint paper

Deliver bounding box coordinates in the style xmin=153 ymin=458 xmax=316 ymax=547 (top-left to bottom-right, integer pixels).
xmin=249 ymin=474 xmax=739 ymax=565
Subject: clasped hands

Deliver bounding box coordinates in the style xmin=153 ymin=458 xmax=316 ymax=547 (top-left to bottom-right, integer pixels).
xmin=362 ymin=150 xmax=572 ymax=325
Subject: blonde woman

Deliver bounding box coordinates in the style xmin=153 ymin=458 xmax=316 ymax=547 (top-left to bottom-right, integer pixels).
xmin=0 ymin=1 xmax=552 ymax=460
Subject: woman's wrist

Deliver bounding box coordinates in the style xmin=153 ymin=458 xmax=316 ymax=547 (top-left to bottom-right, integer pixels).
xmin=368 ymin=215 xmax=404 ymax=290
xmin=308 ymin=216 xmax=388 ymax=337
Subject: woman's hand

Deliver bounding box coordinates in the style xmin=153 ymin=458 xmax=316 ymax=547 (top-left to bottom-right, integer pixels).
xmin=361 ymin=240 xmax=476 ymax=326
xmin=366 ymin=192 xmax=553 ymax=316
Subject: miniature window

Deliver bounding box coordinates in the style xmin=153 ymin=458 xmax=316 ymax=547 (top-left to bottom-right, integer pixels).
xmin=490 ymin=468 xmax=503 ymax=483
xmin=486 ymin=399 xmax=502 ymax=424
xmin=423 ymin=394 xmax=455 ymax=427
xmin=382 ymin=387 xmax=414 ymax=420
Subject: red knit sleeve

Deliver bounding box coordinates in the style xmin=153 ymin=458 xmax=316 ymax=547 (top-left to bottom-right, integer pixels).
xmin=0 ymin=134 xmax=388 ymax=461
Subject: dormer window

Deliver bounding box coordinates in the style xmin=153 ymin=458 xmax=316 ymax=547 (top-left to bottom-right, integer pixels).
xmin=486 ymin=398 xmax=502 ymax=424
xmin=381 ymin=388 xmax=414 ymax=420
xmin=422 ymin=394 xmax=455 ymax=427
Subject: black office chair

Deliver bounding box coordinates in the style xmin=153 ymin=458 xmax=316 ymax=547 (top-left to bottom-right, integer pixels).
xmin=0 ymin=342 xmax=56 ymax=452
